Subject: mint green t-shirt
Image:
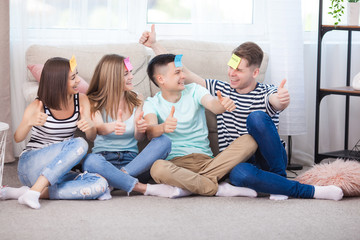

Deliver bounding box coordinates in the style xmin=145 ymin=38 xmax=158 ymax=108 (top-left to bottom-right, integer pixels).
xmin=143 ymin=83 xmax=213 ymax=160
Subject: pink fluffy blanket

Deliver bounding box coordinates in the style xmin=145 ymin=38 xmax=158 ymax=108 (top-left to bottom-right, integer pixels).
xmin=296 ymin=159 xmax=360 ymax=197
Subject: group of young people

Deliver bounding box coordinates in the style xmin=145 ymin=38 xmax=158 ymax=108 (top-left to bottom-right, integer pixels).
xmin=0 ymin=25 xmax=343 ymax=209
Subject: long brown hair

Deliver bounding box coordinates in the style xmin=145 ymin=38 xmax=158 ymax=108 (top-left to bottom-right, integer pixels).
xmin=87 ymin=54 xmax=141 ymax=120
xmin=37 ymin=57 xmax=70 ymax=110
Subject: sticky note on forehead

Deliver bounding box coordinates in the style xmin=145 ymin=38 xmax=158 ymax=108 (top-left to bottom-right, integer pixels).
xmin=227 ymin=53 xmax=241 ymax=69
xmin=69 ymin=55 xmax=77 ymax=72
xmin=174 ymin=54 xmax=183 ymax=67
xmin=124 ymin=57 xmax=133 ymax=71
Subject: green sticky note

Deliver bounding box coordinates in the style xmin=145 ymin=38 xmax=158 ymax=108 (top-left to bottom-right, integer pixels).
xmin=227 ymin=54 xmax=241 ymax=69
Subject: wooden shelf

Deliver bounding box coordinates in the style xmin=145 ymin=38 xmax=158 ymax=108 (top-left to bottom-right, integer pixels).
xmin=320 ymin=87 xmax=360 ymax=96
xmin=318 ymin=150 xmax=360 ymax=161
xmin=314 ymin=1 xmax=360 ymax=163
xmin=322 ymin=25 xmax=360 ymax=31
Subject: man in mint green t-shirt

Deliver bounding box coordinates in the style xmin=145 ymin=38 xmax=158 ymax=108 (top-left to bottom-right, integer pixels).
xmin=143 ymin=54 xmax=258 ymax=198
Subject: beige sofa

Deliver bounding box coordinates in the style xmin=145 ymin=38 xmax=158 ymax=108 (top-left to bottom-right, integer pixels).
xmin=24 ymin=40 xmax=268 ymax=156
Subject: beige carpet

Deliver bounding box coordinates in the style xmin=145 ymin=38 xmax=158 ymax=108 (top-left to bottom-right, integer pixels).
xmin=1 ymin=161 xmax=360 ymax=240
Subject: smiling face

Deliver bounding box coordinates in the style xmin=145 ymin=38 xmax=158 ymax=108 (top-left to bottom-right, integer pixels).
xmin=67 ymin=68 xmax=80 ymax=95
xmin=157 ymin=62 xmax=185 ymax=92
xmin=123 ymin=67 xmax=134 ymax=91
xmin=228 ymin=58 xmax=259 ymax=94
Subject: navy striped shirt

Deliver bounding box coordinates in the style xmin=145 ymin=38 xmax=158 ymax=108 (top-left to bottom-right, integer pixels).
xmin=205 ymin=79 xmax=280 ymax=152
xmin=26 ymin=93 xmax=80 ymax=150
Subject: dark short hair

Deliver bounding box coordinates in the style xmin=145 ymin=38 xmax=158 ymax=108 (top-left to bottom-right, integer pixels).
xmin=147 ymin=54 xmax=176 ymax=87
xmin=232 ymin=42 xmax=263 ymax=68
xmin=37 ymin=57 xmax=70 ymax=110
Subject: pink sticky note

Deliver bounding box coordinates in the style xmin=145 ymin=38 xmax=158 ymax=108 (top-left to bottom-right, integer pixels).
xmin=124 ymin=57 xmax=133 ymax=71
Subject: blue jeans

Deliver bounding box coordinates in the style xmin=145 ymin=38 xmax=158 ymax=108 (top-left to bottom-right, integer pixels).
xmin=229 ymin=111 xmax=314 ymax=198
xmin=82 ymin=135 xmax=171 ymax=193
xmin=18 ymin=137 xmax=108 ymax=200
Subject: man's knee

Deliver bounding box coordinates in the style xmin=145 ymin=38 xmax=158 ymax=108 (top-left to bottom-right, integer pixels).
xmin=150 ymin=160 xmax=171 ymax=183
xmin=239 ymin=134 xmax=258 ymax=152
xmin=229 ymin=163 xmax=257 ymax=187
xmin=246 ymin=111 xmax=269 ymax=133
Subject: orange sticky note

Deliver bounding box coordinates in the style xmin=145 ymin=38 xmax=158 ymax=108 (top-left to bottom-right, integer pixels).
xmin=69 ymin=55 xmax=77 ymax=72
xmin=227 ymin=54 xmax=241 ymax=69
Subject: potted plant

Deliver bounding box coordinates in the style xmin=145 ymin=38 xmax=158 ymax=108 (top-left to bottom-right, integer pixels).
xmin=329 ymin=0 xmax=345 ymax=25
xmin=329 ymin=0 xmax=360 ymax=26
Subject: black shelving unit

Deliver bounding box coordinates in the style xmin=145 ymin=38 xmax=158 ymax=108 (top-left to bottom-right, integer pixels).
xmin=314 ymin=0 xmax=360 ymax=163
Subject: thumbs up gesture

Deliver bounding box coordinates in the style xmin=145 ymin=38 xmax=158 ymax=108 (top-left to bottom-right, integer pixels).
xmin=139 ymin=24 xmax=156 ymax=48
xmin=114 ymin=109 xmax=126 ymax=135
xmin=163 ymin=106 xmax=177 ymax=133
xmin=276 ymin=79 xmax=290 ymax=107
xmin=217 ymin=90 xmax=236 ymax=112
xmin=29 ymin=100 xmax=48 ymax=126
xmin=77 ymin=107 xmax=94 ymax=132
xmin=135 ymin=111 xmax=147 ymax=134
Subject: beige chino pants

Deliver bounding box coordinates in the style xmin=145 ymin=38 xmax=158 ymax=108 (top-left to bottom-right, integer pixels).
xmin=150 ymin=134 xmax=258 ymax=196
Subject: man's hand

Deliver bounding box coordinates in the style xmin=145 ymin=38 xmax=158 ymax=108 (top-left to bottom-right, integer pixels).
xmin=276 ymin=79 xmax=290 ymax=108
xmin=114 ymin=109 xmax=126 ymax=135
xmin=217 ymin=90 xmax=236 ymax=112
xmin=139 ymin=24 xmax=156 ymax=48
xmin=269 ymin=79 xmax=290 ymax=111
xmin=163 ymin=106 xmax=177 ymax=133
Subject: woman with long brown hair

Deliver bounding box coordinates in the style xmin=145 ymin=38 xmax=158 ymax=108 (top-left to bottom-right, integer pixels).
xmin=83 ymin=54 xmax=177 ymax=198
xmin=1 ymin=57 xmax=108 ymax=209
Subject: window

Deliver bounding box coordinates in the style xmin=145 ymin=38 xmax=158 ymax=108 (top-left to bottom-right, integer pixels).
xmin=25 ymin=0 xmax=128 ymax=30
xmin=147 ymin=0 xmax=254 ymax=25
xmin=147 ymin=0 xmax=191 ymax=24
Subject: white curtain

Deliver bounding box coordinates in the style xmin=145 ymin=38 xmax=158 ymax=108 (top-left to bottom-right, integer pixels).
xmin=10 ymin=0 xmax=147 ymax=156
xmin=191 ymin=0 xmax=308 ymax=163
xmin=266 ymin=0 xmax=306 ymax=136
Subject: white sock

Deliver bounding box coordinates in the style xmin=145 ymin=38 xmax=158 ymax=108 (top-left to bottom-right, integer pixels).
xmin=170 ymin=187 xmax=192 ymax=199
xmin=216 ymin=182 xmax=257 ymax=198
xmin=144 ymin=184 xmax=178 ymax=198
xmin=269 ymin=194 xmax=289 ymax=201
xmin=0 ymin=186 xmax=30 ymax=200
xmin=313 ymin=185 xmax=343 ymax=201
xmin=98 ymin=186 xmax=112 ymax=201
xmin=18 ymin=190 xmax=41 ymax=209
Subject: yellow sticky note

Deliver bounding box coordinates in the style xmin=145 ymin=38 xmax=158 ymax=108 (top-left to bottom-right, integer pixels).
xmin=227 ymin=54 xmax=241 ymax=69
xmin=69 ymin=55 xmax=77 ymax=72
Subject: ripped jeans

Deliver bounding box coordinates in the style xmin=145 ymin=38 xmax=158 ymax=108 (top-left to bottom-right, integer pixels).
xmin=83 ymin=135 xmax=172 ymax=193
xmin=18 ymin=137 xmax=108 ymax=200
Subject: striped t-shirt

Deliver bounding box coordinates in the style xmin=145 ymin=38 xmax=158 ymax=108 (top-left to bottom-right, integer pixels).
xmin=25 ymin=93 xmax=80 ymax=150
xmin=205 ymin=79 xmax=280 ymax=152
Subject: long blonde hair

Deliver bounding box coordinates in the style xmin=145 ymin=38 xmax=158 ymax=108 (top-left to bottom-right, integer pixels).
xmin=87 ymin=54 xmax=141 ymax=120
